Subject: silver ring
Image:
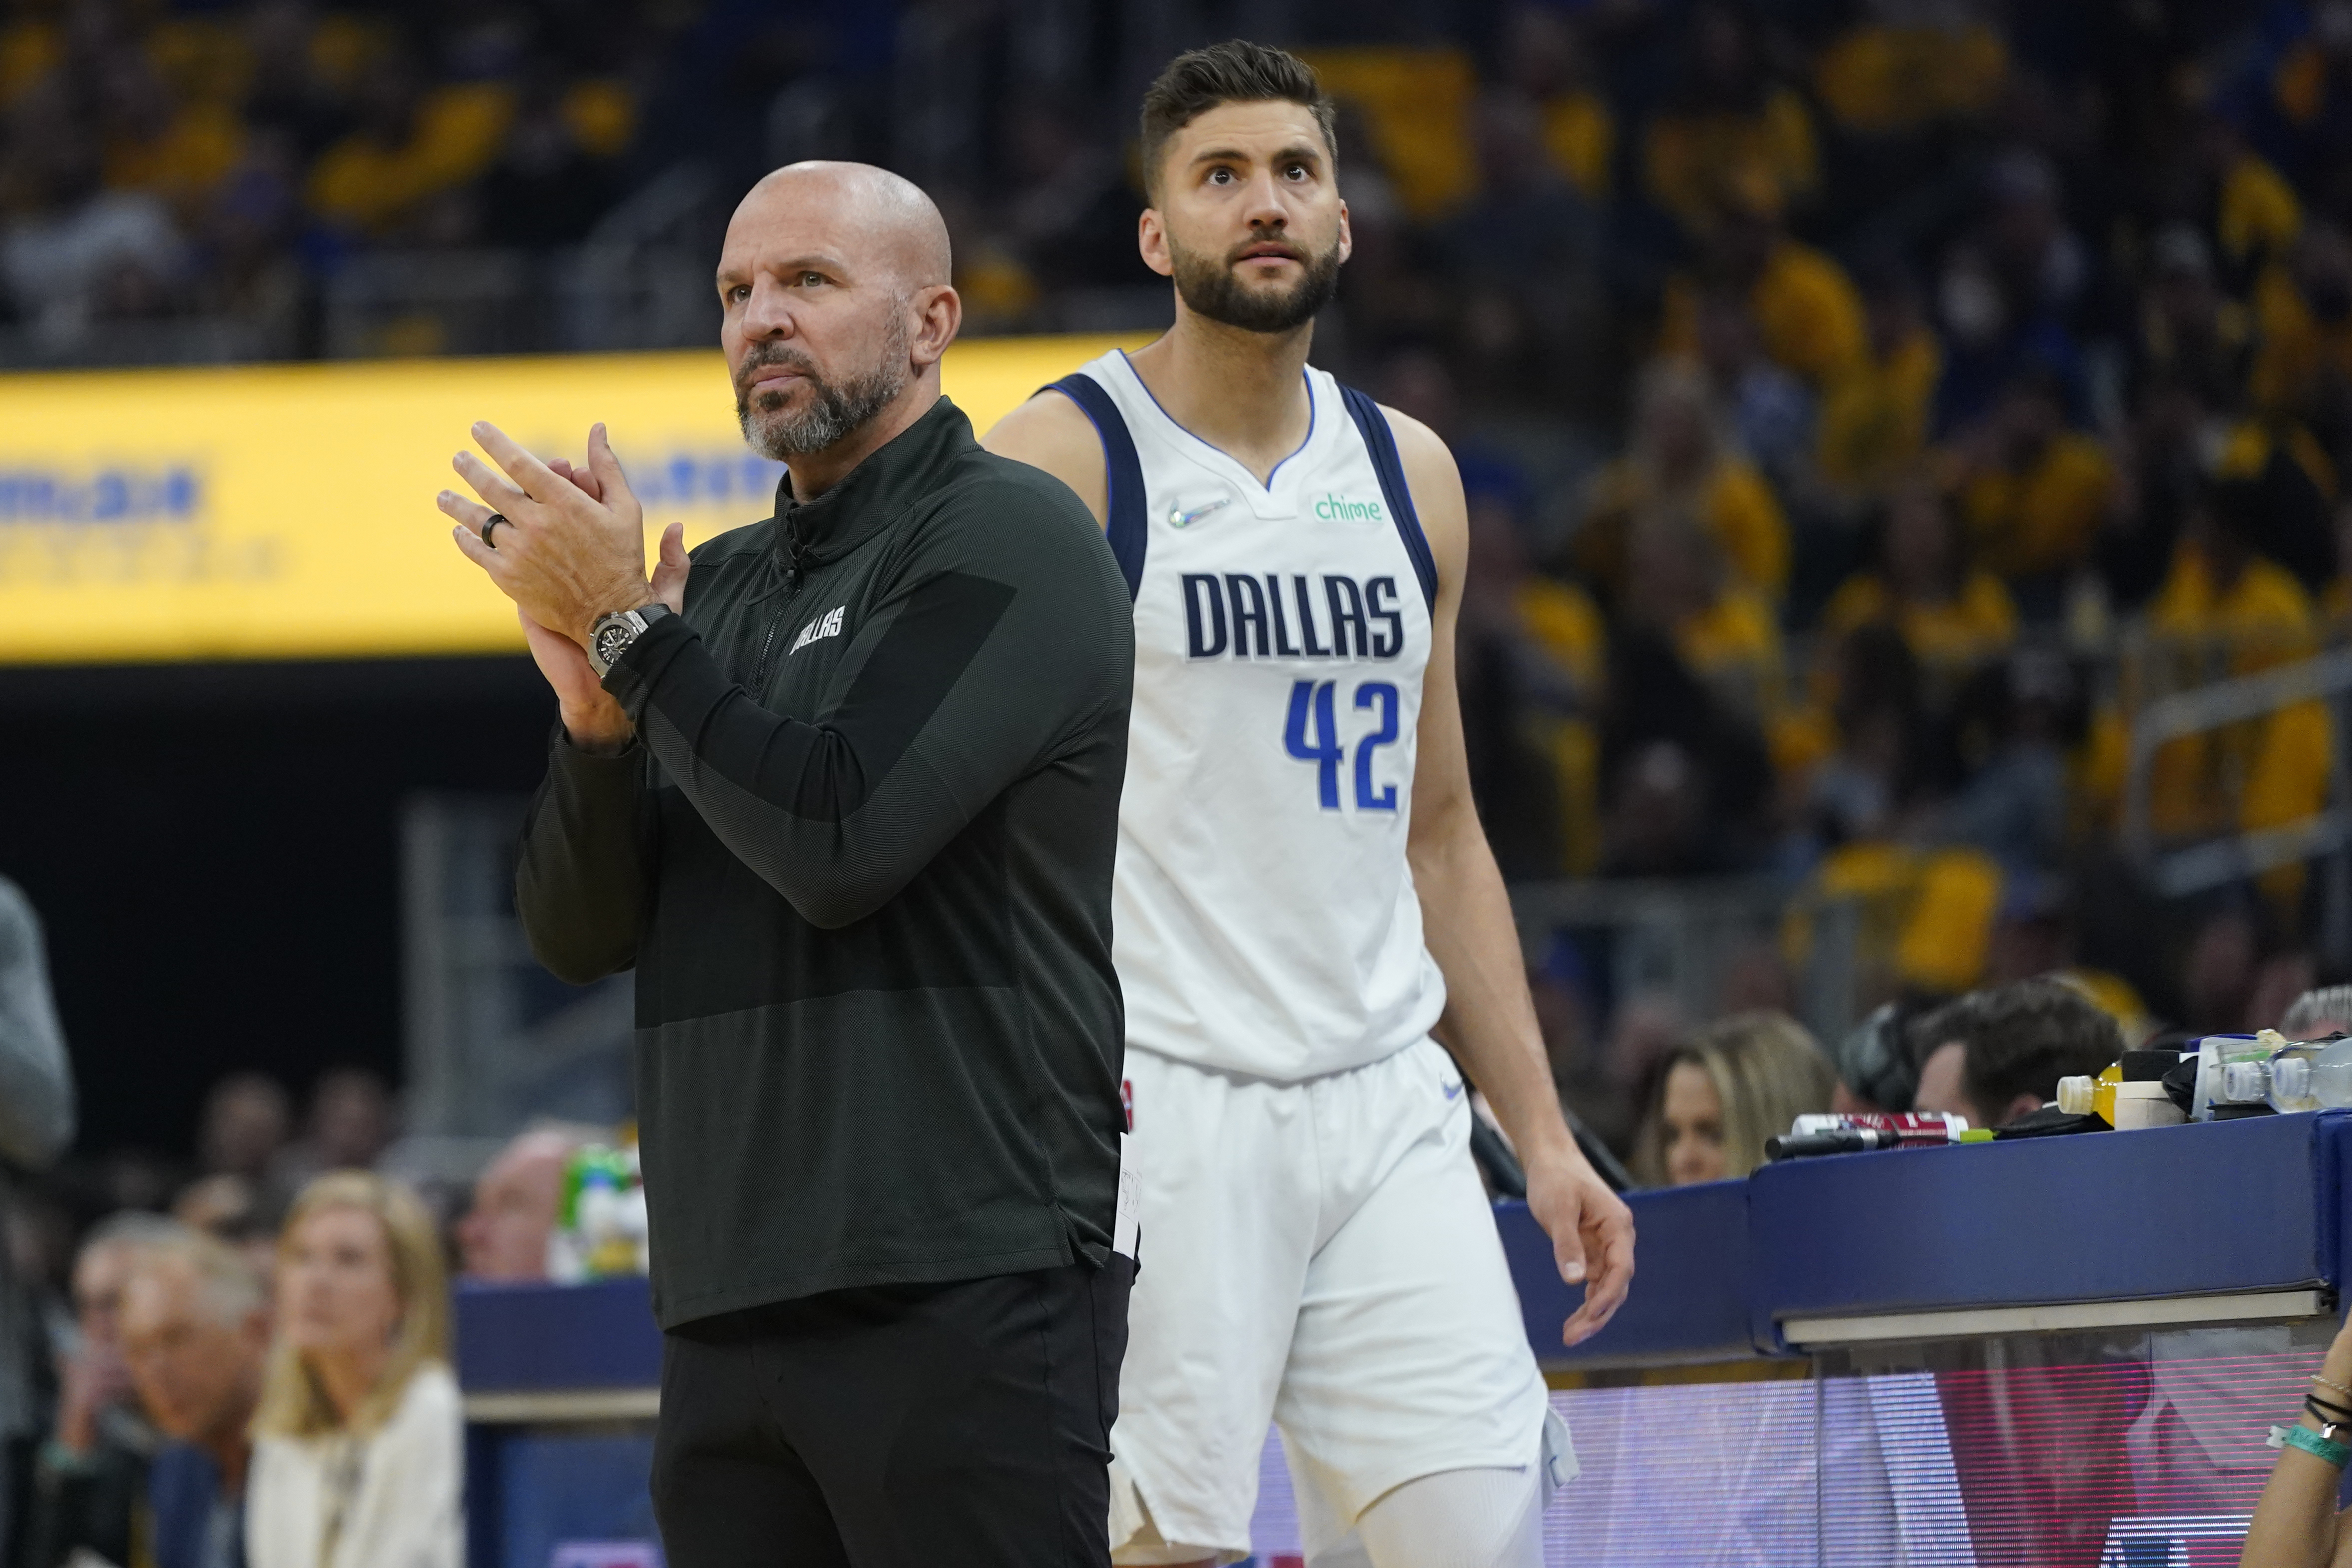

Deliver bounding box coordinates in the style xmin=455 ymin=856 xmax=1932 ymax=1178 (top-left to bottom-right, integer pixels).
xmin=480 ymin=513 xmax=509 ymax=547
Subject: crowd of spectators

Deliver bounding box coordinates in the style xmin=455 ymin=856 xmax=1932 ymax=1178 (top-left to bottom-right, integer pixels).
xmin=1624 ymin=972 xmax=2352 ymax=1184
xmin=0 ymin=0 xmax=678 ymax=354
xmin=20 ymin=0 xmax=2346 ymax=1092
xmin=3 ymin=1038 xmax=601 ymax=1568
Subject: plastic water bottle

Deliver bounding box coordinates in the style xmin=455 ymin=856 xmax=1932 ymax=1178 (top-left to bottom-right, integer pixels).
xmin=2261 ymin=1037 xmax=2352 ymax=1112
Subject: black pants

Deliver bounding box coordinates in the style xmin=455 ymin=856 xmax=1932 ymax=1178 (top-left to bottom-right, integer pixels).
xmin=651 ymin=1260 xmax=1131 ymax=1568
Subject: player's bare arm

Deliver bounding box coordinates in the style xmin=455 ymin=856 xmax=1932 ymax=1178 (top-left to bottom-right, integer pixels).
xmin=1393 ymin=406 xmax=1637 ymax=1347
xmin=981 ymin=391 xmax=1110 ymax=524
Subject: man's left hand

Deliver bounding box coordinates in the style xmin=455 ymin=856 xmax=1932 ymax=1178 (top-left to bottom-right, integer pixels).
xmin=1525 ymin=1149 xmax=1635 ymax=1346
xmin=439 ymin=421 xmax=652 ymax=645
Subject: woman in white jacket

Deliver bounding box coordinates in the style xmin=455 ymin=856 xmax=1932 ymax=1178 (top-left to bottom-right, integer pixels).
xmin=247 ymin=1172 xmax=462 ymax=1568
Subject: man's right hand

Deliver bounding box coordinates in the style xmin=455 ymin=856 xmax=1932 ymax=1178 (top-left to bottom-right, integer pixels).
xmin=526 ymin=514 xmax=690 ymax=755
xmin=54 ymin=1346 xmax=129 ymax=1456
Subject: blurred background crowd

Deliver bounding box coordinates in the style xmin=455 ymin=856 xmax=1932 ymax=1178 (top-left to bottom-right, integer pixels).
xmin=10 ymin=0 xmax=2352 ymax=1558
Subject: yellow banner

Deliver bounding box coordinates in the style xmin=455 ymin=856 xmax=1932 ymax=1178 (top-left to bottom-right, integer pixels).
xmin=0 ymin=333 xmax=1140 ymax=664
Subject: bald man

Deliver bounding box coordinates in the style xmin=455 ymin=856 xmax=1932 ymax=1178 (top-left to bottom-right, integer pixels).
xmin=443 ymin=163 xmax=1137 ymax=1566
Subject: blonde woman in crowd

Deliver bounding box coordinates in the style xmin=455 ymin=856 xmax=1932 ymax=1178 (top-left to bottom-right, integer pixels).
xmin=246 ymin=1172 xmax=461 ymax=1568
xmin=1634 ymin=1010 xmax=1837 ymax=1185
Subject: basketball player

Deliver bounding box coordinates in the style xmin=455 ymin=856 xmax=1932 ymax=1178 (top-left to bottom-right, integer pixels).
xmin=985 ymin=41 xmax=1635 ymax=1568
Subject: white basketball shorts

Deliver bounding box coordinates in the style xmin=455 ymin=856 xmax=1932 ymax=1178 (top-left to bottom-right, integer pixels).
xmin=1107 ymin=1037 xmax=1567 ymax=1563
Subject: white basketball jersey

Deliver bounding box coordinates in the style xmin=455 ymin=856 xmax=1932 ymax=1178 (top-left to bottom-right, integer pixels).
xmin=1054 ymin=349 xmax=1447 ymax=1082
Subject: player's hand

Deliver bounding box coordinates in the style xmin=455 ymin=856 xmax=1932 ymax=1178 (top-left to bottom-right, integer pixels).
xmin=1526 ymin=1150 xmax=1635 ymax=1346
xmin=440 ymin=420 xmax=652 ymax=644
xmin=519 ymin=521 xmax=689 ymax=754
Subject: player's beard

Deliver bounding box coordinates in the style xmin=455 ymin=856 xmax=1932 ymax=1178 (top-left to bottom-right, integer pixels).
xmin=1168 ymin=229 xmax=1342 ymax=334
xmin=735 ymin=311 xmax=910 ymax=460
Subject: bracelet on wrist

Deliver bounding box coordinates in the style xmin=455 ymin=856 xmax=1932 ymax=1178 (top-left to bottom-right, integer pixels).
xmin=2313 ymin=1371 xmax=2352 ymax=1401
xmin=2273 ymin=1423 xmax=2352 ymax=1468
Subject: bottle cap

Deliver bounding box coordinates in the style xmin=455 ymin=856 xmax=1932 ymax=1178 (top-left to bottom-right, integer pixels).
xmin=2055 ymin=1075 xmax=2095 ymax=1115
xmin=2274 ymin=1056 xmax=2314 ymax=1101
xmin=2222 ymin=1060 xmax=2272 ymax=1102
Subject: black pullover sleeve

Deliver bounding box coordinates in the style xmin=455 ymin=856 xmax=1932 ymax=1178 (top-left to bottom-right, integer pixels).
xmin=515 ymin=730 xmax=648 ymax=983
xmin=596 ymin=475 xmax=1130 ymax=931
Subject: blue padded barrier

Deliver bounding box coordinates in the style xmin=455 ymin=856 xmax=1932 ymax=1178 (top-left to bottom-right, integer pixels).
xmin=457 ymin=1277 xmax=663 ymax=1392
xmin=1744 ymin=1112 xmax=2328 ymax=1351
xmin=1499 ymin=1180 xmax=1757 ymax=1367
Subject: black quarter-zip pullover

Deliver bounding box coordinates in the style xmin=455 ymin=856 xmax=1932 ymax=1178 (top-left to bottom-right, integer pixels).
xmin=515 ymin=396 xmax=1134 ymax=1328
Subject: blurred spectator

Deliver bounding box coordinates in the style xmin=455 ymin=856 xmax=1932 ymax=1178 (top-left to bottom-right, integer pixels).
xmin=197 ymin=1073 xmax=292 ymax=1185
xmin=276 ymin=1067 xmax=394 ymax=1191
xmin=1436 ymin=88 xmax=1605 ymax=401
xmin=2132 ymin=226 xmax=2252 ymax=413
xmin=1599 ymin=990 xmax=1687 ymax=1138
xmin=1792 ymin=623 xmax=1929 ymax=856
xmin=1692 ymin=282 xmax=1814 ymax=492
xmin=2248 ymin=948 xmax=2319 ymax=1034
xmin=1 ymin=876 xmax=74 ymax=1561
xmin=454 ymin=1128 xmax=589 ymax=1282
xmin=173 ymin=1174 xmax=283 ymax=1283
xmin=303 ymin=49 xmax=512 ymax=240
xmin=1659 ymin=170 xmax=1868 ymax=395
xmin=1933 ymin=649 xmax=2080 ymax=874
xmin=1910 ymin=976 xmax=2123 ymax=1129
xmin=1641 ymin=3 xmax=1817 ymax=242
xmin=1457 ymin=485 xmax=1594 ymax=878
xmin=1948 ymin=365 xmax=2116 ymax=587
xmin=2181 ymin=903 xmax=2262 ymax=1033
xmin=1819 ymin=470 xmax=2019 ymax=694
xmin=1597 ymin=625 xmax=1772 ymax=878
xmin=2282 ymin=983 xmax=2352 ymax=1037
xmin=1499 ymin=4 xmax=1614 ymax=203
xmin=1631 ymin=1010 xmax=1835 ymax=1185
xmin=118 ymin=1227 xmax=269 ymax=1568
xmin=2143 ymin=474 xmax=2332 ymax=918
xmin=249 ymin=1173 xmax=459 ymax=1568
xmin=996 ymin=102 xmax=1144 ymax=296
xmin=1580 ymin=358 xmax=1789 ymax=603
xmin=26 ymin=1212 xmax=180 ymax=1568
xmin=2250 ymin=222 xmax=2352 ymax=443
xmin=1812 ymin=2 xmax=2009 ymax=143
xmin=477 ymin=70 xmax=624 ymax=251
xmin=1622 ymin=500 xmax=1786 ymax=726
xmin=1979 ymin=150 xmax=2096 ymax=347
xmin=1828 ymin=999 xmax=1930 ymax=1115
xmin=0 ymin=81 xmax=188 ymax=345
xmin=1817 ymin=259 xmax=1943 ymax=501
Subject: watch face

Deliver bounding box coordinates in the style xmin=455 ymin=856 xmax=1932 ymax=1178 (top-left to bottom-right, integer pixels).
xmin=593 ymin=624 xmax=634 ymax=669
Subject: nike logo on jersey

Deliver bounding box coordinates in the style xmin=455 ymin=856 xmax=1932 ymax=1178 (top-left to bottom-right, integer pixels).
xmin=1169 ymin=496 xmax=1231 ymax=529
xmin=788 ymin=605 xmax=846 ymax=654
xmin=1182 ymin=573 xmax=1408 ymax=661
xmin=1442 ymin=1076 xmax=1465 ymax=1100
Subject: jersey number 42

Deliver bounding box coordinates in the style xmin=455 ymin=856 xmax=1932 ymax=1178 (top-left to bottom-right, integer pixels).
xmin=1285 ymin=679 xmax=1400 ymax=812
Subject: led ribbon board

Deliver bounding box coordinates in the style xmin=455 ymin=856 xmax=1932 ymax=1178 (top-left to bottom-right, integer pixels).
xmin=0 ymin=334 xmax=1138 ymax=664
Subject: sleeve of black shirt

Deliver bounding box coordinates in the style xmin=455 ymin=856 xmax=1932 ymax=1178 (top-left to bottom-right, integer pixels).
xmin=599 ymin=472 xmax=1130 ymax=931
xmin=515 ymin=729 xmax=649 ymax=984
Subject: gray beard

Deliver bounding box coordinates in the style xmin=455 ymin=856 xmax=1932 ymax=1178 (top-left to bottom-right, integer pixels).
xmin=737 ymin=317 xmax=911 ymax=460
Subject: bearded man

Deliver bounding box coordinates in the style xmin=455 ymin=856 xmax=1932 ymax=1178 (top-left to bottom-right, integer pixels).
xmin=985 ymin=43 xmax=1634 ymax=1568
xmin=438 ymin=162 xmax=1136 ymax=1568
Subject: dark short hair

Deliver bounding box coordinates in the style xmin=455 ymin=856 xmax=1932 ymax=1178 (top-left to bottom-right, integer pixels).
xmin=1139 ymin=40 xmax=1337 ymax=201
xmin=1911 ymin=978 xmax=2121 ymax=1126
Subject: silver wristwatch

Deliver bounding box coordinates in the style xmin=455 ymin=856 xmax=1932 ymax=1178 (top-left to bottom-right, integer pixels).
xmin=585 ymin=602 xmax=672 ymax=678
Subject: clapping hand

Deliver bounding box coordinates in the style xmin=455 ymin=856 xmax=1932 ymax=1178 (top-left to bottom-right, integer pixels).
xmin=438 ymin=422 xmax=688 ymax=752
